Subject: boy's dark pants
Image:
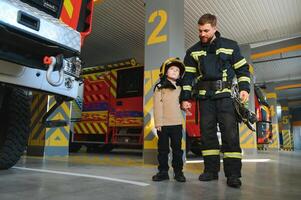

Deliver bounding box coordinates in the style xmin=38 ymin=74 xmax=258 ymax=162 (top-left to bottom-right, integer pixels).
xmin=157 ymin=125 xmax=183 ymax=174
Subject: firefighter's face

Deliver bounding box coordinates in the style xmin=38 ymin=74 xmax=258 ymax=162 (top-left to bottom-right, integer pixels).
xmin=166 ymin=66 xmax=180 ymax=80
xmin=198 ymin=23 xmax=217 ymax=43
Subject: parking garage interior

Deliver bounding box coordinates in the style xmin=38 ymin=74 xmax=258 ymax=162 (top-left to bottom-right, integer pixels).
xmin=1 ymin=0 xmax=301 ymax=200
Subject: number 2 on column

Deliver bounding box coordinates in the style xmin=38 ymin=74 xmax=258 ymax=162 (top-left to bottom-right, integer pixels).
xmin=147 ymin=10 xmax=168 ymax=45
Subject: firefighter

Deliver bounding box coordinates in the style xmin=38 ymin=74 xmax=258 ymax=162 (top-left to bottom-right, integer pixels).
xmin=180 ymin=14 xmax=250 ymax=188
xmin=152 ymin=57 xmax=186 ymax=182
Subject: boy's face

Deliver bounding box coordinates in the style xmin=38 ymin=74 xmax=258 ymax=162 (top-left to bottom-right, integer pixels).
xmin=166 ymin=65 xmax=180 ymax=80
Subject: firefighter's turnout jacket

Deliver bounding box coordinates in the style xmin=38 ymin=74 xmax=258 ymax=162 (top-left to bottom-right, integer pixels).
xmin=180 ymin=32 xmax=250 ymax=100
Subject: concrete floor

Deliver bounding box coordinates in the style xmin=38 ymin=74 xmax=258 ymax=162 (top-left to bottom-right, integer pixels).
xmin=0 ymin=151 xmax=301 ymax=200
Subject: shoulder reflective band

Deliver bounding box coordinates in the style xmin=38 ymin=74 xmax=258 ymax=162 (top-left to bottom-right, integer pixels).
xmin=185 ymin=66 xmax=197 ymax=73
xmin=183 ymin=85 xmax=192 ymax=91
xmin=191 ymin=51 xmax=207 ymax=62
xmin=199 ymin=90 xmax=206 ymax=95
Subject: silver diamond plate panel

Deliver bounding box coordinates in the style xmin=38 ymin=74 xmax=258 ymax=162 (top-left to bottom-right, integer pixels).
xmin=0 ymin=0 xmax=81 ymax=52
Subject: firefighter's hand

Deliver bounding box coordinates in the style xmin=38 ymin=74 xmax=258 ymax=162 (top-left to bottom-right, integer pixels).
xmin=240 ymin=90 xmax=249 ymax=104
xmin=181 ymin=101 xmax=192 ymax=111
xmin=156 ymin=126 xmax=162 ymax=132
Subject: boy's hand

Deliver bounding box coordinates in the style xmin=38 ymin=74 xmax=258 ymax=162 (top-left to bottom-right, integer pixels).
xmin=181 ymin=101 xmax=192 ymax=111
xmin=156 ymin=126 xmax=162 ymax=132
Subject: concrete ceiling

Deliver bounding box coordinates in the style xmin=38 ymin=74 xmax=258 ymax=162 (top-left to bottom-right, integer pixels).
xmin=288 ymin=99 xmax=301 ymax=109
xmin=253 ymin=49 xmax=301 ymax=83
xmin=82 ymin=0 xmax=301 ymax=66
xmin=81 ymin=0 xmax=301 ymax=105
xmin=278 ymin=88 xmax=301 ymax=101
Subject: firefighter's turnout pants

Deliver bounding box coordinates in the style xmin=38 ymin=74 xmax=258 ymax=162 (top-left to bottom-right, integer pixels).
xmin=200 ymin=97 xmax=242 ymax=178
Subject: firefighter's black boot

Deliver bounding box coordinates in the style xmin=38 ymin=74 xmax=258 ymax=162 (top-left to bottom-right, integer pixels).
xmin=152 ymin=171 xmax=169 ymax=181
xmin=227 ymin=177 xmax=242 ymax=188
xmin=198 ymin=172 xmax=218 ymax=181
xmin=200 ymin=155 xmax=220 ymax=181
xmin=174 ymin=171 xmax=186 ymax=182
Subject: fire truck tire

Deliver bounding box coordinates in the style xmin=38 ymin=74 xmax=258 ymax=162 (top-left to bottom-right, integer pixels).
xmin=87 ymin=144 xmax=114 ymax=153
xmin=86 ymin=144 xmax=97 ymax=153
xmin=186 ymin=133 xmax=203 ymax=156
xmin=69 ymin=143 xmax=82 ymax=153
xmin=186 ymin=134 xmax=202 ymax=156
xmin=0 ymin=88 xmax=31 ymax=169
xmin=68 ymin=132 xmax=82 ymax=153
xmin=186 ymin=134 xmax=191 ymax=154
xmin=100 ymin=144 xmax=114 ymax=153
xmin=190 ymin=139 xmax=202 ymax=156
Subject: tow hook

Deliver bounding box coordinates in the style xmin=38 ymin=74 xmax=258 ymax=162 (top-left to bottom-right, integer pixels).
xmin=43 ymin=55 xmax=64 ymax=87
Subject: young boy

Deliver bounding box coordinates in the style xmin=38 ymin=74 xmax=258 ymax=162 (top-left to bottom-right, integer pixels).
xmin=152 ymin=57 xmax=186 ymax=182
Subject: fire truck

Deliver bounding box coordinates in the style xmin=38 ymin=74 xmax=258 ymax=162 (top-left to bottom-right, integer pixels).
xmin=254 ymin=86 xmax=273 ymax=146
xmin=69 ymin=59 xmax=202 ymax=155
xmin=0 ymin=0 xmax=94 ymax=169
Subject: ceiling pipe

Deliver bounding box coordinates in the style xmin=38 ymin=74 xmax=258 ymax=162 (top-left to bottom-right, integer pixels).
xmin=253 ymin=55 xmax=301 ymax=64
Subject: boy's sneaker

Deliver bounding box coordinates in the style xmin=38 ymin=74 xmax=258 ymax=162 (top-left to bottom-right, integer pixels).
xmin=227 ymin=177 xmax=242 ymax=188
xmin=174 ymin=172 xmax=186 ymax=182
xmin=198 ymin=172 xmax=218 ymax=181
xmin=152 ymin=172 xmax=169 ymax=181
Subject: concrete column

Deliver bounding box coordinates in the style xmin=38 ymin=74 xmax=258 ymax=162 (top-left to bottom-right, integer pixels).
xmin=292 ymin=107 xmax=301 ymax=150
xmin=280 ymin=101 xmax=293 ymax=150
xmin=27 ymin=95 xmax=70 ymax=157
xmin=239 ymin=44 xmax=257 ymax=153
xmin=143 ymin=0 xmax=185 ymax=164
xmin=27 ymin=93 xmax=47 ymax=156
xmin=44 ymin=96 xmax=70 ymax=156
xmin=265 ymin=89 xmax=280 ymax=150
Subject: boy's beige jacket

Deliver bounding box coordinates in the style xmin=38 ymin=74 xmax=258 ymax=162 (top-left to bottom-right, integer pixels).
xmin=153 ymin=86 xmax=183 ymax=127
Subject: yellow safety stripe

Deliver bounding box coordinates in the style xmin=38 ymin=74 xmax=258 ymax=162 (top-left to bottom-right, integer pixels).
xmin=196 ymin=74 xmax=203 ymax=80
xmin=215 ymin=88 xmax=231 ymax=94
xmin=224 ymin=152 xmax=242 ymax=159
xmin=262 ymin=105 xmax=269 ymax=112
xmin=191 ymin=51 xmax=207 ymax=62
xmin=202 ymin=149 xmax=220 ymax=156
xmin=216 ymin=48 xmax=234 ymax=55
xmin=233 ymin=58 xmax=247 ymax=69
xmin=249 ymin=64 xmax=254 ymax=75
xmin=191 ymin=51 xmax=207 ymax=57
xmin=199 ymin=90 xmax=206 ymax=95
xmin=238 ymin=76 xmax=251 ymax=83
xmin=183 ymin=85 xmax=192 ymax=91
xmin=185 ymin=66 xmax=197 ymax=73
xmin=222 ymin=69 xmax=227 ymax=82
xmin=64 ymin=0 xmax=74 ymax=19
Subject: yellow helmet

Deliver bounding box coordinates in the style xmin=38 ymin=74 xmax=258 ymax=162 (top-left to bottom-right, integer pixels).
xmin=160 ymin=57 xmax=185 ymax=78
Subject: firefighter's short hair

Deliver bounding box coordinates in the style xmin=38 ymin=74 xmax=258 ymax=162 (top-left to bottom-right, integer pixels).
xmin=198 ymin=13 xmax=217 ymax=27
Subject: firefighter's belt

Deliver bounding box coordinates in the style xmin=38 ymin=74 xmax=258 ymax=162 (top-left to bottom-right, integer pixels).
xmin=198 ymin=80 xmax=232 ymax=91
